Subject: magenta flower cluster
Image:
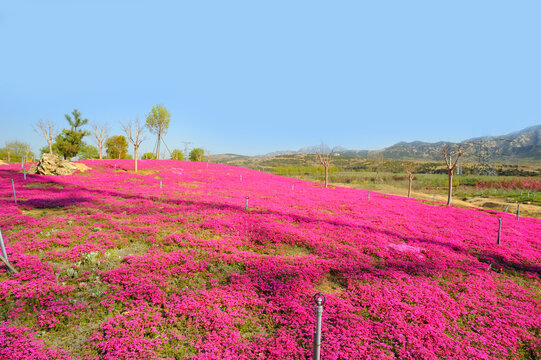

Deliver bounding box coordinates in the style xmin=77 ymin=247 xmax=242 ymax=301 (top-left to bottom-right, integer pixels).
xmin=0 ymin=160 xmax=540 ymax=359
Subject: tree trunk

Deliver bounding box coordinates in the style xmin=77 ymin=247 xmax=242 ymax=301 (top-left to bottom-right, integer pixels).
xmin=98 ymin=144 xmax=103 ymax=160
xmin=447 ymin=170 xmax=453 ymax=206
xmin=408 ymin=175 xmax=412 ymax=198
xmin=324 ymin=166 xmax=328 ymax=188
xmin=48 ymin=141 xmax=53 ymax=154
xmin=7 ymin=151 xmax=10 ymax=162
xmin=134 ymin=147 xmax=138 ymax=173
xmin=156 ymin=133 xmax=161 ymax=160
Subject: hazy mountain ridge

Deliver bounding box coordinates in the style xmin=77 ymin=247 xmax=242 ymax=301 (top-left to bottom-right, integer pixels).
xmin=261 ymin=125 xmax=541 ymax=161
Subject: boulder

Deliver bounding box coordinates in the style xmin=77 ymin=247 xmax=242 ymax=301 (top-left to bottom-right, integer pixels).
xmin=28 ymin=153 xmax=78 ymax=175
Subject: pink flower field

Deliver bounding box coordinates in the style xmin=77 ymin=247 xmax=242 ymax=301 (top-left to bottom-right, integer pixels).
xmin=0 ymin=160 xmax=540 ymax=359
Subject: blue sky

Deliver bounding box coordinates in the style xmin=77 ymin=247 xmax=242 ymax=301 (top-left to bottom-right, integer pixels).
xmin=1 ymin=1 xmax=540 ymax=157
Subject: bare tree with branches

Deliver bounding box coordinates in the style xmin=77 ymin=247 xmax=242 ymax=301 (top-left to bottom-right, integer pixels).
xmin=442 ymin=144 xmax=464 ymax=206
xmin=92 ymin=123 xmax=109 ymax=160
xmin=121 ymin=117 xmax=146 ymax=172
xmin=316 ymin=144 xmax=334 ymax=188
xmin=34 ymin=119 xmax=58 ymax=154
xmin=204 ymin=148 xmax=211 ymax=168
xmin=403 ymin=162 xmax=416 ymax=198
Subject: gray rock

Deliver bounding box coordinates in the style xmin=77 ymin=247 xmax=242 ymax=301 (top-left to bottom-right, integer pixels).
xmin=28 ymin=153 xmax=78 ymax=175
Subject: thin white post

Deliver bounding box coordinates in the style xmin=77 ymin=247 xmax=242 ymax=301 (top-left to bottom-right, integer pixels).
xmin=11 ymin=178 xmax=17 ymax=204
xmin=497 ymin=217 xmax=502 ymax=245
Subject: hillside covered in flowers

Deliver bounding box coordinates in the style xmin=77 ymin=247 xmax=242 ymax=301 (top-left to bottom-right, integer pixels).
xmin=0 ymin=160 xmax=540 ymax=359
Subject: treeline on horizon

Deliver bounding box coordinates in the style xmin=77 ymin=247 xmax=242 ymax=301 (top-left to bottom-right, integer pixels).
xmin=0 ymin=105 xmax=207 ymax=164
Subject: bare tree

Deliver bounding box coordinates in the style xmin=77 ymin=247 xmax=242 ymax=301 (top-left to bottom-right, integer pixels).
xmin=92 ymin=123 xmax=109 ymax=160
xmin=316 ymin=143 xmax=334 ymax=188
xmin=374 ymin=154 xmax=385 ymax=184
xmin=403 ymin=162 xmax=416 ymax=198
xmin=442 ymin=144 xmax=464 ymax=206
xmin=34 ymin=119 xmax=58 ymax=154
xmin=121 ymin=117 xmax=146 ymax=172
xmin=204 ymin=148 xmax=211 ymax=168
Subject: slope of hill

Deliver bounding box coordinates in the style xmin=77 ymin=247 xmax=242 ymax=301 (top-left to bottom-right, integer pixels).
xmin=259 ymin=125 xmax=541 ymax=161
xmin=0 ymin=160 xmax=540 ymax=359
xmin=380 ymin=125 xmax=541 ymax=161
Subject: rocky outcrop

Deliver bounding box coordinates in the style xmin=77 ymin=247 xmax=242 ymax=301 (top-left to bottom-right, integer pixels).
xmin=28 ymin=153 xmax=78 ymax=175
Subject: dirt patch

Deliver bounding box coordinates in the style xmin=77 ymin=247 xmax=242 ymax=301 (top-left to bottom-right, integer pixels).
xmin=23 ymin=182 xmax=64 ymax=189
xmin=282 ymin=244 xmax=312 ymax=257
xmin=74 ymin=162 xmax=91 ymax=172
xmin=467 ymin=198 xmax=541 ymax=219
xmin=21 ymin=207 xmax=71 ymax=218
xmin=118 ymin=168 xmax=158 ymax=175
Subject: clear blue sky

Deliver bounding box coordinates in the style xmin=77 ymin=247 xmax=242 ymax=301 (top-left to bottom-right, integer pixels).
xmin=1 ymin=1 xmax=540 ymax=157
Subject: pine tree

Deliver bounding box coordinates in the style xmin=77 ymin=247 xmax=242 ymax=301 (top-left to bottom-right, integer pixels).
xmin=56 ymin=109 xmax=90 ymax=160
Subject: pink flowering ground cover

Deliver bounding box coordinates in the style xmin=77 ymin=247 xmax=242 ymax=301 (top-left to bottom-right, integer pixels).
xmin=0 ymin=160 xmax=540 ymax=359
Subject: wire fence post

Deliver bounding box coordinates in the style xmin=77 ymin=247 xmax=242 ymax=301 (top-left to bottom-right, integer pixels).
xmin=516 ymin=202 xmax=520 ymax=221
xmin=11 ymin=178 xmax=17 ymax=204
xmin=312 ymin=292 xmax=326 ymax=360
xmin=245 ymin=196 xmax=249 ymax=211
xmin=497 ymin=217 xmax=502 ymax=245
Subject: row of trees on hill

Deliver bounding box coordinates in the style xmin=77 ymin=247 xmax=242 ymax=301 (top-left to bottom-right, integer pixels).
xmin=317 ymin=143 xmax=464 ymax=206
xmin=26 ymin=105 xmax=208 ymax=171
xmin=0 ymin=141 xmax=35 ymax=163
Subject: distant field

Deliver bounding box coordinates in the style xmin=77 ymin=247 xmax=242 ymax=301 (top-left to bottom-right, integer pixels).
xmin=214 ymin=154 xmax=541 ymax=217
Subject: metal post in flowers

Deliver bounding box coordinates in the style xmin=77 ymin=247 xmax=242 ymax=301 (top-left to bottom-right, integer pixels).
xmin=11 ymin=178 xmax=17 ymax=204
xmin=497 ymin=217 xmax=502 ymax=245
xmin=245 ymin=196 xmax=249 ymax=211
xmin=160 ymin=180 xmax=163 ymax=190
xmin=516 ymin=202 xmax=520 ymax=220
xmin=312 ymin=292 xmax=326 ymax=360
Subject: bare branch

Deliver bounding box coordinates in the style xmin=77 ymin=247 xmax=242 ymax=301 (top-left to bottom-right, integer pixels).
xmin=121 ymin=117 xmax=146 ymax=172
xmin=316 ymin=143 xmax=334 ymax=188
xmin=34 ymin=119 xmax=58 ymax=154
xmin=91 ymin=123 xmax=110 ymax=160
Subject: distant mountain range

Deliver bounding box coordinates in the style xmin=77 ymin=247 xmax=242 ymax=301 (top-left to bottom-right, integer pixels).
xmin=263 ymin=125 xmax=541 ymax=161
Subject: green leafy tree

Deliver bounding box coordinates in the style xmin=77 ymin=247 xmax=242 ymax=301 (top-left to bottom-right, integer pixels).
xmin=56 ymin=109 xmax=90 ymax=160
xmin=1 ymin=141 xmax=34 ymax=162
xmin=142 ymin=152 xmax=156 ymax=160
xmin=145 ymin=104 xmax=170 ymax=160
xmin=189 ymin=148 xmax=205 ymax=162
xmin=105 ymin=135 xmax=129 ymax=159
xmin=170 ymin=149 xmax=184 ymax=161
xmin=40 ymin=143 xmax=60 ymax=157
xmin=78 ymin=143 xmax=99 ymax=160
